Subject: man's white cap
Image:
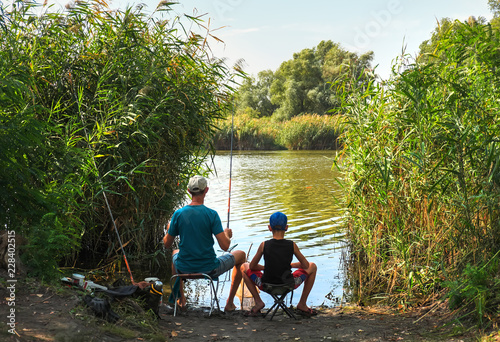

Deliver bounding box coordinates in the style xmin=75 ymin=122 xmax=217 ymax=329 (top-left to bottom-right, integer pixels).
xmin=187 ymin=175 xmax=207 ymax=193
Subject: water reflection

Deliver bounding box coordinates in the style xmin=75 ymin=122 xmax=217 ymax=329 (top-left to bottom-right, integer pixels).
xmin=204 ymin=150 xmax=346 ymax=308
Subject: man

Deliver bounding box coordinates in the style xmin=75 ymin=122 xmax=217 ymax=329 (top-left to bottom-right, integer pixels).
xmin=163 ymin=175 xmax=245 ymax=312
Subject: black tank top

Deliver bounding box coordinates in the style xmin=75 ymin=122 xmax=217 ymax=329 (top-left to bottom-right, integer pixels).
xmin=262 ymin=239 xmax=294 ymax=285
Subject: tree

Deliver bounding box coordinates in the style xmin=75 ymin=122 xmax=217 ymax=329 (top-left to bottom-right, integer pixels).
xmin=488 ymin=0 xmax=500 ymax=30
xmin=271 ymin=48 xmax=323 ymax=120
xmin=270 ymin=41 xmax=374 ymax=120
xmin=254 ymin=70 xmax=277 ymax=117
xmin=234 ymin=70 xmax=276 ymax=117
xmin=489 ymin=0 xmax=500 ymax=17
xmin=234 ymin=40 xmax=374 ymax=120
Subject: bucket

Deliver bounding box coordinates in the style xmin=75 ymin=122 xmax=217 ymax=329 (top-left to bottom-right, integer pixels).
xmin=236 ymin=279 xmax=257 ymax=311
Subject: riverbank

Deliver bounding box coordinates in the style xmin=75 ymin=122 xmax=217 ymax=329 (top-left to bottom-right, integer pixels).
xmin=213 ymin=113 xmax=342 ymax=150
xmin=1 ymin=276 xmax=497 ymax=342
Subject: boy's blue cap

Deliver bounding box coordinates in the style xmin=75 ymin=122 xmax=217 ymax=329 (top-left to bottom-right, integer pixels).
xmin=270 ymin=212 xmax=287 ymax=230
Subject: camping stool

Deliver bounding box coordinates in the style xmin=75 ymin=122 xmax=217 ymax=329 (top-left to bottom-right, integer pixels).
xmin=169 ymin=273 xmax=220 ymax=316
xmin=261 ymin=283 xmax=297 ymax=320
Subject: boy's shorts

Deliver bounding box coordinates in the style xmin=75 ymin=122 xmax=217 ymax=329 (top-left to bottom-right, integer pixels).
xmin=246 ymin=269 xmax=308 ymax=289
xmin=173 ymin=253 xmax=235 ymax=279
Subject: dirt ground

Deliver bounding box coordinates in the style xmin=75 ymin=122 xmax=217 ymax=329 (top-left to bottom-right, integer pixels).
xmin=1 ymin=276 xmax=498 ymax=342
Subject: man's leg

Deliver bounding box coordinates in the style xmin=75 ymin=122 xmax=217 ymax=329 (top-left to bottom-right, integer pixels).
xmin=171 ymin=250 xmax=186 ymax=309
xmin=224 ymin=250 xmax=246 ymax=312
xmin=296 ymin=262 xmax=317 ymax=312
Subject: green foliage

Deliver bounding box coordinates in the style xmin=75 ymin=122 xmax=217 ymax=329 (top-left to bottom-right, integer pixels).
xmin=214 ymin=114 xmax=282 ymax=150
xmin=445 ymin=254 xmax=500 ymax=326
xmin=489 ymin=0 xmax=500 ymax=17
xmin=418 ymin=16 xmax=488 ymax=64
xmin=22 ymin=213 xmax=81 ymax=277
xmin=1 ymin=0 xmax=238 ymax=272
xmin=234 ymin=70 xmax=276 ymax=117
xmin=338 ymin=19 xmax=500 ymax=324
xmin=278 ymin=114 xmax=342 ymax=150
xmin=234 ymin=40 xmax=374 ymax=120
xmin=213 ymin=113 xmax=341 ymax=150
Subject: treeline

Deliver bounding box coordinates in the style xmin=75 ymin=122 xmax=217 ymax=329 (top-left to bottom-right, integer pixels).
xmin=338 ymin=13 xmax=500 ymax=327
xmin=213 ymin=40 xmax=374 ymax=149
xmin=234 ymin=40 xmax=374 ymax=120
xmin=0 ymin=1 xmax=238 ymax=275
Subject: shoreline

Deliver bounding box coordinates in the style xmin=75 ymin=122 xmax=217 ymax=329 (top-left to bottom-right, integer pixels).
xmin=1 ymin=275 xmax=493 ymax=342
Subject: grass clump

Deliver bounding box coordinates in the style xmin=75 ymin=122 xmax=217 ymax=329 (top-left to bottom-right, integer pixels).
xmin=214 ymin=113 xmax=341 ymax=150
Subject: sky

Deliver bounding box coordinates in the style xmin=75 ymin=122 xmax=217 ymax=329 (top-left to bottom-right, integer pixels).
xmin=44 ymin=0 xmax=494 ymax=81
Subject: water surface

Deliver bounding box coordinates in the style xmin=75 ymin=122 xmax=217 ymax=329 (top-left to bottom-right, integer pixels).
xmin=204 ymin=150 xmax=346 ymax=308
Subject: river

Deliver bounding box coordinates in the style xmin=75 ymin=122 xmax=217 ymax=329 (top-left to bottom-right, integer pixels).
xmin=202 ymin=150 xmax=346 ymax=308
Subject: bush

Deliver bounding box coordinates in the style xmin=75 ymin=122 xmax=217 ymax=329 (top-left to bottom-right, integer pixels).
xmin=1 ymin=0 xmax=238 ymax=272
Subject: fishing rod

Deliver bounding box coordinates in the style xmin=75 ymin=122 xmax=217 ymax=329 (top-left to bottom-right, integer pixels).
xmin=77 ymin=96 xmax=134 ymax=284
xmin=101 ymin=191 xmax=135 ymax=284
xmin=219 ymin=101 xmax=236 ymax=290
xmin=226 ymin=102 xmax=234 ymax=230
xmin=87 ymin=142 xmax=135 ymax=284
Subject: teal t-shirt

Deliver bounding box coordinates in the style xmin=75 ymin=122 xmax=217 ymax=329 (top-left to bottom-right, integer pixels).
xmin=168 ymin=204 xmax=223 ymax=273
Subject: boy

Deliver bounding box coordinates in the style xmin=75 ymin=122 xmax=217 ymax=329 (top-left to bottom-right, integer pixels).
xmin=240 ymin=211 xmax=318 ymax=316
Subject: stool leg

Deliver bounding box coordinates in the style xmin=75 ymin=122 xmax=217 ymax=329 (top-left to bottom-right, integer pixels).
xmin=265 ymin=293 xmax=297 ymax=320
xmin=208 ymin=279 xmax=220 ymax=316
xmin=170 ymin=274 xmax=222 ymax=316
xmin=170 ymin=276 xmax=178 ymax=317
xmin=277 ymin=294 xmax=296 ymax=319
xmin=264 ymin=299 xmax=279 ymax=319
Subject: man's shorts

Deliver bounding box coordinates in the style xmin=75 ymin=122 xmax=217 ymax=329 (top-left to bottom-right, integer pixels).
xmin=173 ymin=253 xmax=235 ymax=279
xmin=246 ymin=269 xmax=308 ymax=290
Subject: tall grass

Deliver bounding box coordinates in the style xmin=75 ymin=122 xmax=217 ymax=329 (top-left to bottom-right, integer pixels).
xmin=336 ymin=21 xmax=500 ymax=325
xmin=214 ymin=113 xmax=341 ymax=150
xmin=0 ymin=0 xmax=239 ymax=274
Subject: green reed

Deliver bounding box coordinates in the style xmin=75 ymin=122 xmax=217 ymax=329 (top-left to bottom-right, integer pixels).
xmin=0 ymin=0 xmax=240 ymax=274
xmin=336 ymin=21 xmax=500 ymax=324
xmin=214 ymin=113 xmax=341 ymax=150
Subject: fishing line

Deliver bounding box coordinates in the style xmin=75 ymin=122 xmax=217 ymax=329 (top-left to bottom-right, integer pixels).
xmin=219 ymin=102 xmax=235 ymax=292
xmin=77 ymin=90 xmax=134 ymax=284
xmin=226 ymin=102 xmax=234 ymax=229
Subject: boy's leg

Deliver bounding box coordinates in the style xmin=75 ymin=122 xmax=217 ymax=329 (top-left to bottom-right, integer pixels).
xmin=224 ymin=250 xmax=246 ymax=312
xmin=296 ymin=262 xmax=317 ymax=312
xmin=240 ymin=263 xmax=265 ymax=312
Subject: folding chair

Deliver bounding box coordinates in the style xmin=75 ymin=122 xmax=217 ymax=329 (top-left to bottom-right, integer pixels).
xmin=169 ymin=273 xmax=220 ymax=316
xmin=261 ymin=283 xmax=297 ymax=320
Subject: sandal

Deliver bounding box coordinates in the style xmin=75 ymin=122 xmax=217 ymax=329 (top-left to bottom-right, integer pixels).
xmin=295 ymin=307 xmax=318 ymax=317
xmin=243 ymin=308 xmax=262 ymax=317
xmin=224 ymin=304 xmax=237 ymax=314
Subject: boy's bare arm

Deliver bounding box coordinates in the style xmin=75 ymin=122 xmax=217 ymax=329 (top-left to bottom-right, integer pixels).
xmin=293 ymin=242 xmax=310 ymax=269
xmin=249 ymin=242 xmax=265 ymax=270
